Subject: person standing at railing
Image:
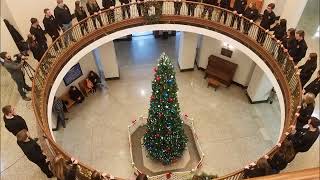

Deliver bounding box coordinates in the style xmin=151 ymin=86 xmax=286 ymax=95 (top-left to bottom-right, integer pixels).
xmin=287 ymin=117 xmax=320 ymax=153
xmin=270 ymin=19 xmax=287 ymax=41
xmin=281 ymin=28 xmax=296 ymax=53
xmin=52 ymin=154 xmax=80 ymax=180
xmin=230 ymin=0 xmax=247 ymax=30
xmin=242 ymin=158 xmax=274 ymax=179
xmin=173 ymin=0 xmax=182 ymax=15
xmin=29 ymin=18 xmax=48 ymax=52
xmin=201 ymin=0 xmax=218 ymax=20
xmin=75 ymin=1 xmax=89 ymax=36
xmin=304 ymin=70 xmax=320 ymax=97
xmin=26 ymin=34 xmax=46 ymax=62
xmin=291 ymin=30 xmax=308 ymax=64
xmin=243 ymin=2 xmax=259 ymax=34
xmin=43 ymin=8 xmax=63 ymax=51
xmin=136 ymin=0 xmax=144 ymax=17
xmin=87 ymin=0 xmax=104 ymax=29
xmin=186 ymin=0 xmax=199 ymax=16
xmin=16 ymin=129 xmax=54 ymax=178
xmin=91 ymin=170 xmax=115 ymax=180
xmin=296 ymin=93 xmax=316 ymax=128
xmin=256 ymin=3 xmax=276 ymax=45
xmin=298 ymin=53 xmax=318 ymax=88
xmin=102 ymin=0 xmax=116 ymax=22
xmin=54 ymin=0 xmax=76 ymax=46
xmin=0 ymin=52 xmax=32 ymax=101
xmin=119 ymin=0 xmax=131 ymax=19
xmin=2 ymin=105 xmax=31 ymax=136
xmin=217 ymin=0 xmax=231 ymax=24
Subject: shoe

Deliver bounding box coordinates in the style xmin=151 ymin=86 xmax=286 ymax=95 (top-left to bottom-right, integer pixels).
xmin=25 ymin=86 xmax=32 ymax=91
xmin=22 ymin=96 xmax=31 ymax=101
xmin=52 ymin=128 xmax=58 ymax=131
xmin=65 ymin=118 xmax=69 ymax=120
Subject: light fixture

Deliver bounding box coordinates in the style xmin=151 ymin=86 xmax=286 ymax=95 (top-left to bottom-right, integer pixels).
xmin=223 ymin=42 xmax=233 ymax=49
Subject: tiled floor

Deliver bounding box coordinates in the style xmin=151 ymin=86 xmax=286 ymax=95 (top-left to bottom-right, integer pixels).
xmin=1 ymin=1 xmax=320 ymax=178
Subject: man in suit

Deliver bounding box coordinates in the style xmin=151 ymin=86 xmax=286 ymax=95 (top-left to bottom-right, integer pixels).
xmin=230 ymin=0 xmax=247 ymax=30
xmin=201 ymin=0 xmax=218 ymax=20
xmin=292 ymin=30 xmax=308 ymax=64
xmin=30 ymin=18 xmax=48 ymax=51
xmin=257 ymin=3 xmax=276 ymax=44
xmin=43 ymin=8 xmax=62 ymax=50
xmin=87 ymin=0 xmax=103 ymax=29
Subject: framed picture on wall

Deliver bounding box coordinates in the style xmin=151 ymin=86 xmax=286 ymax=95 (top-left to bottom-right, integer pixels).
xmin=63 ymin=63 xmax=83 ymax=86
xmin=221 ymin=48 xmax=233 ymax=58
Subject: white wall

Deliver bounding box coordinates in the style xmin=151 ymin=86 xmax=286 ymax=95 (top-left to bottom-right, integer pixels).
xmin=0 ymin=18 xmax=19 ymax=54
xmin=198 ymin=35 xmax=256 ymax=86
xmin=280 ymin=0 xmax=308 ymax=28
xmin=178 ymin=32 xmax=198 ymax=70
xmin=99 ymin=41 xmax=119 ymax=78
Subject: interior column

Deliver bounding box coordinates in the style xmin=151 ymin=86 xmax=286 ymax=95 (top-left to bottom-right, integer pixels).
xmin=177 ymin=32 xmax=198 ymax=71
xmin=246 ymin=65 xmax=273 ymax=103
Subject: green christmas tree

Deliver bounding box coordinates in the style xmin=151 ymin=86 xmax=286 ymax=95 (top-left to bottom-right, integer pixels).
xmin=143 ymin=53 xmax=188 ymax=165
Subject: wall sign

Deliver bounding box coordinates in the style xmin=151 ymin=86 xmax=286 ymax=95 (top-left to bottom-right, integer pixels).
xmin=63 ymin=63 xmax=83 ymax=86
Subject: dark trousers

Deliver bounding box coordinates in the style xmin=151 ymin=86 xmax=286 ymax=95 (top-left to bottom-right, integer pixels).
xmin=218 ymin=10 xmax=228 ymax=24
xmin=54 ymin=111 xmax=66 ymax=130
xmin=174 ymin=2 xmax=182 ymax=15
xmin=187 ymin=3 xmax=196 ymax=16
xmin=300 ymin=75 xmax=312 ymax=88
xmin=257 ymin=28 xmax=266 ymax=44
xmin=137 ymin=3 xmax=144 ymax=16
xmin=32 ymin=158 xmax=53 ymax=178
xmin=51 ymin=34 xmax=63 ymax=51
xmin=201 ymin=7 xmax=213 ymax=20
xmin=80 ymin=22 xmax=89 ymax=35
xmin=121 ymin=5 xmax=131 ymax=19
xmin=243 ymin=19 xmax=252 ymax=34
xmin=14 ymin=77 xmax=29 ymax=98
xmin=92 ymin=15 xmax=103 ymax=29
xmin=107 ymin=10 xmax=115 ymax=23
xmin=155 ymin=2 xmax=163 ymax=15
xmin=230 ymin=15 xmax=241 ymax=30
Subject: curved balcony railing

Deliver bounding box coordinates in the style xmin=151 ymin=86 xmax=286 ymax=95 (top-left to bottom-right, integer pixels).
xmin=32 ymin=1 xmax=302 ymax=179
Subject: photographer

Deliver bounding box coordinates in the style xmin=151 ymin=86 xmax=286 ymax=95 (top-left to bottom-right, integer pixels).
xmin=0 ymin=52 xmax=31 ymax=101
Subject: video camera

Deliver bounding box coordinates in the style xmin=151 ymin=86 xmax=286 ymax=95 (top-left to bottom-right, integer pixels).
xmin=13 ymin=51 xmax=29 ymax=63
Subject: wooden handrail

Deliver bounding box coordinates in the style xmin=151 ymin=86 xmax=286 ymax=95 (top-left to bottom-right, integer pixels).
xmin=249 ymin=168 xmax=320 ymax=180
xmin=31 ymin=1 xmax=303 ymax=179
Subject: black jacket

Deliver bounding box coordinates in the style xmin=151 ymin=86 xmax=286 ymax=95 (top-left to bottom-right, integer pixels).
xmin=305 ymin=78 xmax=320 ymax=97
xmin=233 ymin=0 xmax=247 ymax=14
xmin=54 ymin=4 xmax=73 ymax=26
xmin=69 ymin=87 xmax=84 ymax=101
xmin=281 ymin=36 xmax=296 ymax=53
xmin=1 ymin=59 xmax=25 ymax=82
xmin=299 ymin=60 xmax=317 ymax=80
xmin=290 ymin=127 xmax=319 ymax=153
xmin=296 ymin=103 xmax=315 ymax=127
xmin=29 ymin=41 xmax=45 ymax=61
xmin=119 ymin=0 xmax=130 ymax=4
xmin=219 ymin=0 xmax=231 ymax=9
xmin=75 ymin=7 xmax=88 ymax=22
xmin=17 ymin=139 xmax=46 ymax=163
xmin=86 ymin=2 xmax=101 ymax=15
xmin=43 ymin=15 xmax=61 ymax=37
xmin=243 ymin=7 xmax=259 ymax=21
xmin=30 ymin=25 xmax=47 ymax=44
xmin=203 ymin=0 xmax=218 ymax=5
xmin=291 ymin=39 xmax=308 ymax=63
xmin=270 ymin=24 xmax=286 ymax=40
xmin=102 ymin=0 xmax=116 ymax=9
xmin=260 ymin=10 xmax=276 ymax=29
xmin=267 ymin=153 xmax=287 ymax=171
xmin=4 ymin=115 xmax=28 ymax=136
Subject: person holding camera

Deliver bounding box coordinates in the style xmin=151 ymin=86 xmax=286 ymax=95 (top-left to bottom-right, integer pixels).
xmin=0 ymin=52 xmax=31 ymax=101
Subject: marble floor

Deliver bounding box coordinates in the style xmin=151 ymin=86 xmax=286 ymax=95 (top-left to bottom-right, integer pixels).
xmin=1 ymin=1 xmax=320 ymax=178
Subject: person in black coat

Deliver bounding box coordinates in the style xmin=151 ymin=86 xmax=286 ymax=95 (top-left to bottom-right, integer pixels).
xmin=242 ymin=158 xmax=274 ymax=179
xmin=27 ymin=34 xmax=46 ymax=62
xmin=102 ymin=0 xmax=116 ymax=22
xmin=186 ymin=0 xmax=198 ymax=16
xmin=257 ymin=3 xmax=276 ymax=44
xmin=43 ymin=8 xmax=62 ymax=50
xmin=296 ymin=93 xmax=316 ymax=128
xmin=288 ymin=118 xmax=320 ymax=153
xmin=119 ymin=0 xmax=131 ymax=19
xmin=304 ymin=70 xmax=320 ymax=97
xmin=281 ymin=28 xmax=296 ymax=53
xmin=2 ymin=105 xmax=30 ymax=136
xmin=230 ymin=0 xmax=247 ymax=30
xmin=75 ymin=1 xmax=89 ymax=35
xmin=174 ymin=0 xmax=183 ymax=15
xmin=88 ymin=71 xmax=101 ymax=90
xmin=218 ymin=0 xmax=231 ymax=24
xmin=243 ymin=2 xmax=259 ymax=34
xmin=69 ymin=86 xmax=85 ymax=104
xmin=135 ymin=0 xmax=145 ymax=17
xmin=270 ymin=19 xmax=287 ymax=40
xmin=201 ymin=0 xmax=218 ymax=20
xmin=265 ymin=148 xmax=287 ymax=173
xmin=30 ymin=18 xmax=48 ymax=51
xmin=291 ymin=30 xmax=308 ymax=64
xmin=16 ymin=129 xmax=53 ymax=178
xmin=298 ymin=53 xmax=318 ymax=87
xmin=87 ymin=0 xmax=103 ymax=29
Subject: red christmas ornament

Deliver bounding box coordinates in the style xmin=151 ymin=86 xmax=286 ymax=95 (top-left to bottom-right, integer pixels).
xmin=166 ymin=172 xmax=172 ymax=179
xmin=153 ymin=67 xmax=157 ymax=72
xmin=151 ymin=95 xmax=155 ymax=100
xmin=168 ymin=98 xmax=173 ymax=102
xmin=155 ymin=134 xmax=160 ymax=138
xmin=156 ymin=76 xmax=161 ymax=81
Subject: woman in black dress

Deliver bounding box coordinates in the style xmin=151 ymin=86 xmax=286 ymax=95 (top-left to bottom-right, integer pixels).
xmin=296 ymin=93 xmax=315 ymax=128
xmin=304 ymin=70 xmax=320 ymax=97
xmin=69 ymin=86 xmax=85 ymax=104
xmin=298 ymin=53 xmax=318 ymax=88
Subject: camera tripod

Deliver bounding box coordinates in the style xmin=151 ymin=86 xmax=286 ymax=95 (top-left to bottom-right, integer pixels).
xmin=23 ymin=62 xmax=35 ymax=81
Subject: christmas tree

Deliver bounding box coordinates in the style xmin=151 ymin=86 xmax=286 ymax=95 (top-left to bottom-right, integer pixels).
xmin=144 ymin=53 xmax=188 ymax=165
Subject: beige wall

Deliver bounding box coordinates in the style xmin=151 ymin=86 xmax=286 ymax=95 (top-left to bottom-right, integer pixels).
xmin=0 ymin=18 xmax=19 ymax=54
xmin=178 ymin=32 xmax=198 ymax=70
xmin=197 ymin=35 xmax=256 ymax=86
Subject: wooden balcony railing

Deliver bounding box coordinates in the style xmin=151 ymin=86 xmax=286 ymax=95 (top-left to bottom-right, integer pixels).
xmin=31 ymin=1 xmax=303 ymax=179
xmin=250 ymin=168 xmax=320 ymax=180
